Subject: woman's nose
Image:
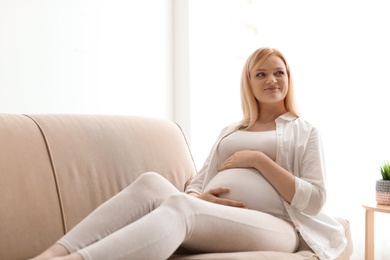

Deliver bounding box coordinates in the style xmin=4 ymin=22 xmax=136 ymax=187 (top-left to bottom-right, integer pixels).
xmin=266 ymin=76 xmax=277 ymax=84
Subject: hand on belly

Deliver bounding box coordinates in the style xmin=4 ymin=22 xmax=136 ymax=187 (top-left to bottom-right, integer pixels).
xmin=197 ymin=186 xmax=247 ymax=208
xmin=203 ymin=168 xmax=284 ymax=212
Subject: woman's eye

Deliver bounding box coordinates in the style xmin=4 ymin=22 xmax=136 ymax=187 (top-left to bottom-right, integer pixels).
xmin=276 ymin=71 xmax=285 ymax=76
xmin=256 ymin=72 xmax=266 ymax=77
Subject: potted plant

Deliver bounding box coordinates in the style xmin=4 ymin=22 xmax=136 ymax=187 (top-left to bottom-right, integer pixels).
xmin=376 ymin=161 xmax=390 ymax=205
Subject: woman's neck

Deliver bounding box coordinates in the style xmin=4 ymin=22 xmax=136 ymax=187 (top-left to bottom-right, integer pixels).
xmin=258 ymin=106 xmax=287 ymax=124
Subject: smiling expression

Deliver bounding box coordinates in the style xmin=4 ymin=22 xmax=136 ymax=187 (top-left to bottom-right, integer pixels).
xmin=250 ymin=54 xmax=288 ymax=108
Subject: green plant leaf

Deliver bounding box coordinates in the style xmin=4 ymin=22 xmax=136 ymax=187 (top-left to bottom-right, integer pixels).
xmin=380 ymin=161 xmax=390 ymax=180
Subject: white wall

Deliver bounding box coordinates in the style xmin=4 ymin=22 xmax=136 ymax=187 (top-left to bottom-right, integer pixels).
xmin=0 ymin=0 xmax=173 ymax=118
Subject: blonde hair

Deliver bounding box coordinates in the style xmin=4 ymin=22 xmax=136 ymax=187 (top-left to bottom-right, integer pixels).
xmin=240 ymin=47 xmax=299 ymax=129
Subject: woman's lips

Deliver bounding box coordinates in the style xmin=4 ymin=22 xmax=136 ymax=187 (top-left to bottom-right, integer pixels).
xmin=264 ymin=87 xmax=280 ymax=91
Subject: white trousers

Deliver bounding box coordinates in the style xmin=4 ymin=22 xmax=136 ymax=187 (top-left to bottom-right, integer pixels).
xmin=58 ymin=172 xmax=298 ymax=260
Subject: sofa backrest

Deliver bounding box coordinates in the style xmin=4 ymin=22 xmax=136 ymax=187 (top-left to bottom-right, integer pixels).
xmin=0 ymin=114 xmax=197 ymax=260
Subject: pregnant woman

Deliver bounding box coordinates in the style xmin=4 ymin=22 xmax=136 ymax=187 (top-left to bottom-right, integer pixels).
xmin=31 ymin=47 xmax=347 ymax=260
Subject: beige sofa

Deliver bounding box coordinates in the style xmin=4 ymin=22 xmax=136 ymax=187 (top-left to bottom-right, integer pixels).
xmin=0 ymin=114 xmax=353 ymax=260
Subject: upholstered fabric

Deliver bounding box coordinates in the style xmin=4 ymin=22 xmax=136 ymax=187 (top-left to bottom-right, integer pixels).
xmin=0 ymin=115 xmax=64 ymax=260
xmin=28 ymin=114 xmax=196 ymax=231
xmin=170 ymin=251 xmax=319 ymax=260
xmin=0 ymin=114 xmax=352 ymax=260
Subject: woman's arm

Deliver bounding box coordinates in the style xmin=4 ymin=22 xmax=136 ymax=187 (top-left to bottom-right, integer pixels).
xmin=289 ymin=128 xmax=326 ymax=215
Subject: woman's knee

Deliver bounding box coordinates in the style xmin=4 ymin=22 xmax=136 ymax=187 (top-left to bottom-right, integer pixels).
xmin=130 ymin=172 xmax=165 ymax=189
xmin=163 ymin=193 xmax=196 ymax=213
xmin=138 ymin=171 xmax=165 ymax=184
xmin=124 ymin=172 xmax=178 ymax=198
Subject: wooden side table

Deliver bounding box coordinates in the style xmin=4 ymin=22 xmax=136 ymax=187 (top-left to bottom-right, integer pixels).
xmin=362 ymin=202 xmax=390 ymax=260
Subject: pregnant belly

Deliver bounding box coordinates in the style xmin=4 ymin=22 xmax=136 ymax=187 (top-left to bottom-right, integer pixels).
xmin=203 ymin=168 xmax=286 ymax=215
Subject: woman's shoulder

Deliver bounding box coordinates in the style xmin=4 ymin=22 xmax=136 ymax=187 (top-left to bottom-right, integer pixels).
xmin=219 ymin=121 xmax=241 ymax=135
xmin=295 ymin=117 xmax=315 ymax=128
xmin=282 ymin=113 xmax=319 ymax=133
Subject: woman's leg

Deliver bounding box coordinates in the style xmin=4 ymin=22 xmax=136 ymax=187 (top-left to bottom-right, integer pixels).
xmin=67 ymin=193 xmax=298 ymax=260
xmin=31 ymin=172 xmax=179 ymax=259
xmin=180 ymin=197 xmax=298 ymax=253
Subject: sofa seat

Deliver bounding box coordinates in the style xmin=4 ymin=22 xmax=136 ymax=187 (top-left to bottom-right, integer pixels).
xmin=0 ymin=114 xmax=352 ymax=260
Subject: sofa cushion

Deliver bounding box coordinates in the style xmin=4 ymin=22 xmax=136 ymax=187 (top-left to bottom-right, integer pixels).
xmin=170 ymin=250 xmax=318 ymax=260
xmin=28 ymin=114 xmax=197 ymax=232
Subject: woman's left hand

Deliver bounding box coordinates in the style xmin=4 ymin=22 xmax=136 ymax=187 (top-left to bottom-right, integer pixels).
xmin=218 ymin=150 xmax=260 ymax=171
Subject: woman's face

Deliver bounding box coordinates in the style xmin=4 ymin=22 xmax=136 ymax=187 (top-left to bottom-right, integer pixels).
xmin=250 ymin=54 xmax=288 ymax=108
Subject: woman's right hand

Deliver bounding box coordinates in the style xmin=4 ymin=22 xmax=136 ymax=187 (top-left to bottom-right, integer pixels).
xmin=189 ymin=187 xmax=247 ymax=208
